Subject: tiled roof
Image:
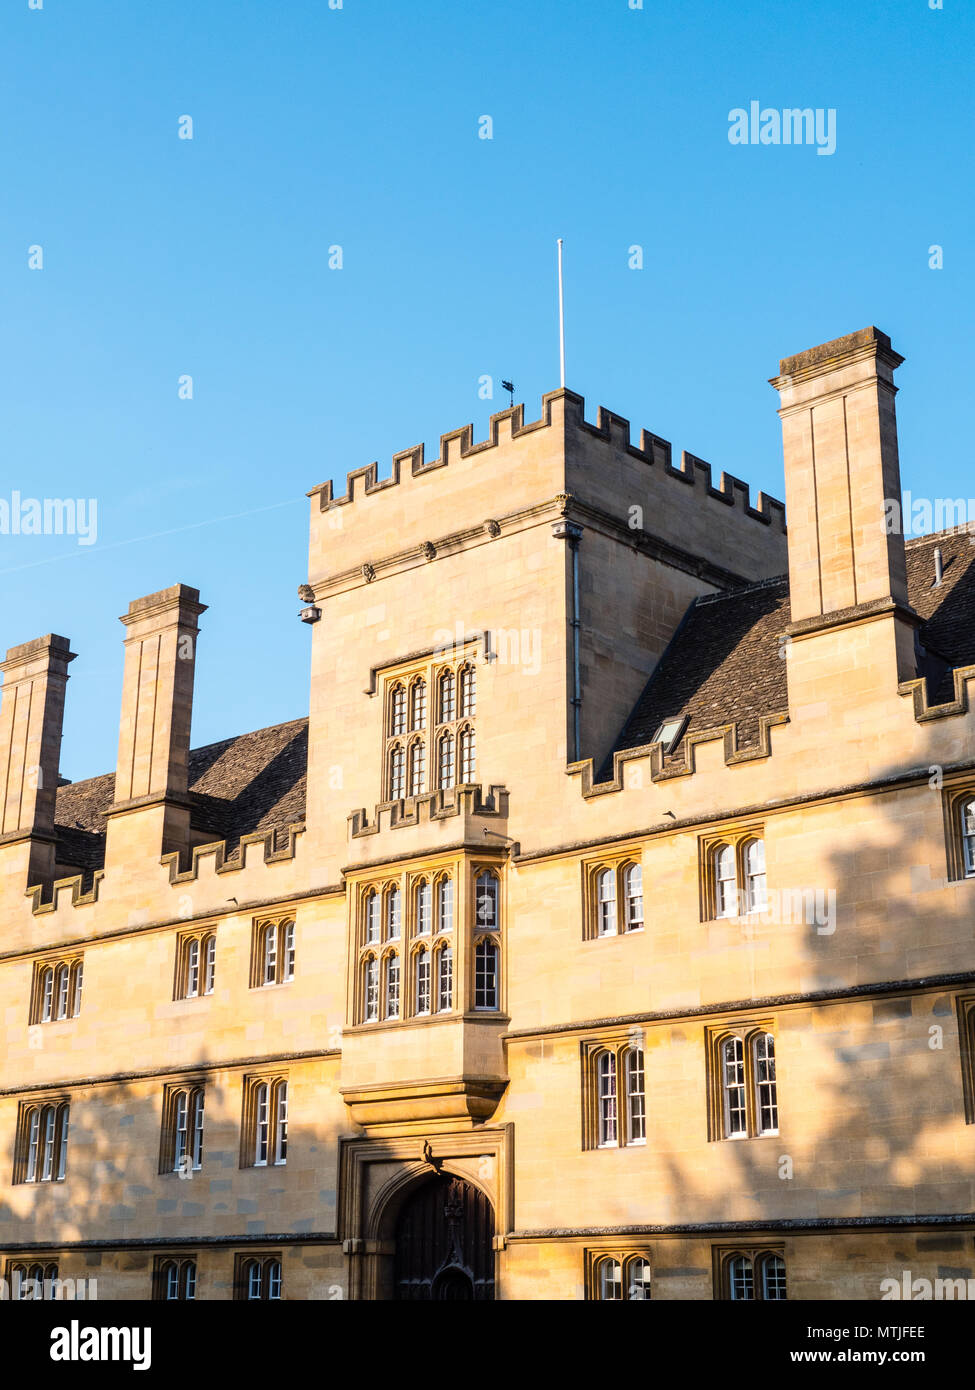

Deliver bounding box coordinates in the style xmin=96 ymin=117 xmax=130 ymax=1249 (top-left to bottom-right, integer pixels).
xmin=608 ymin=529 xmax=975 ymax=775
xmin=53 ymin=718 xmax=307 ymax=878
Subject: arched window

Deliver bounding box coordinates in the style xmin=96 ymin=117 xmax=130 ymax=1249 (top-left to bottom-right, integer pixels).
xmin=753 ymin=1032 xmax=778 ymax=1134
xmin=415 ymin=880 xmax=431 ymax=935
xmin=474 ymin=939 xmax=499 ymax=1010
xmin=203 ymin=935 xmax=216 ymax=995
xmin=744 ymin=838 xmax=767 ymax=913
xmin=254 ymin=1082 xmax=270 ymax=1165
xmin=459 ymin=726 xmax=476 ymax=783
xmin=728 ymin=1254 xmax=754 ymax=1300
xmin=172 ymin=1087 xmax=204 ymax=1173
xmin=365 ymin=890 xmax=380 ymax=944
xmin=40 ymin=967 xmax=54 ymax=1022
xmin=241 ymin=1256 xmax=282 ymax=1301
xmin=460 ymin=664 xmax=476 ymax=717
xmin=415 ymin=947 xmax=431 ymax=1015
xmin=598 ymin=1258 xmax=622 ymax=1301
xmin=186 ymin=939 xmax=200 ymax=997
xmin=438 ymin=669 xmax=456 ymax=723
xmin=438 ymin=732 xmax=455 ymax=789
xmin=390 ymin=683 xmax=407 ymax=736
xmin=962 ymin=798 xmax=975 ymax=877
xmin=722 ymin=1036 xmax=747 ymax=1137
xmin=363 ymin=957 xmax=379 ymax=1022
xmin=596 ymin=868 xmax=616 ymax=936
xmin=55 ymin=964 xmax=70 ymax=1020
xmin=759 ymin=1252 xmax=787 ymax=1300
xmin=11 ymin=1261 xmax=58 ymax=1301
xmin=714 ymin=843 xmax=737 ymax=917
xmin=25 ymin=1102 xmax=69 ymax=1183
xmin=409 ymin=738 xmax=426 ymax=796
xmin=410 ymin=678 xmax=427 ymax=731
xmin=262 ymin=923 xmax=278 ymax=985
xmin=627 ymin=1257 xmax=651 ymax=1301
xmin=597 ymin=1051 xmax=617 ymax=1146
xmin=436 ymin=876 xmax=453 ymax=933
xmin=623 ymin=864 xmax=643 ymax=931
xmin=475 ymin=871 xmax=499 ymax=932
xmin=384 ymin=952 xmax=400 ymax=1019
xmin=71 ymin=961 xmax=84 ymax=1016
xmin=160 ymin=1258 xmax=196 ymax=1301
xmin=389 ymin=744 xmax=406 ymax=800
xmin=437 ymin=943 xmax=453 ymax=1012
xmin=625 ymin=1048 xmax=646 ymax=1144
xmin=274 ymin=1082 xmax=288 ymax=1165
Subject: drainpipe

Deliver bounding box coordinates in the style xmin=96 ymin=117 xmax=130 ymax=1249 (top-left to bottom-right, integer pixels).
xmin=552 ymin=520 xmax=584 ymax=762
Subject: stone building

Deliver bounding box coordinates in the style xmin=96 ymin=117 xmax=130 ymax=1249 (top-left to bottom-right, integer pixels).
xmin=2 ymin=325 xmax=974 ymax=1301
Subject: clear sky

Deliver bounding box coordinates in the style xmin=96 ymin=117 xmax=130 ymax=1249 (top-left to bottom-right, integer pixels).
xmin=1 ymin=0 xmax=971 ymax=780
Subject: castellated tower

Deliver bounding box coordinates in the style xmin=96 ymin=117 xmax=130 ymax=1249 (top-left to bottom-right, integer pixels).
xmin=303 ymin=387 xmax=787 ymax=874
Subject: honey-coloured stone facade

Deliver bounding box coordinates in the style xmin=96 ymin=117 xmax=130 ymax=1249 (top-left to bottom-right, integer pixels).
xmin=2 ymin=326 xmax=975 ymax=1300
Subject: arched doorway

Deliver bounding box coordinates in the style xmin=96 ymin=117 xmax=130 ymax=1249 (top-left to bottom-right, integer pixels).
xmin=393 ymin=1174 xmax=495 ymax=1300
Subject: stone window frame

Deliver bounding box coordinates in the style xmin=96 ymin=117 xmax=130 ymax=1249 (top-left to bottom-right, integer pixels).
xmin=29 ymin=953 xmax=84 ymax=1025
xmin=698 ymin=823 xmax=767 ymax=921
xmin=158 ymin=1079 xmax=206 ymax=1175
xmin=152 ymin=1255 xmax=198 ymax=1301
xmin=13 ymin=1096 xmax=70 ymax=1184
xmin=249 ymin=914 xmax=296 ymax=989
xmin=234 ymin=1251 xmax=283 ymax=1301
xmin=581 ymin=849 xmax=645 ymax=941
xmin=379 ymin=642 xmax=480 ymax=803
xmin=173 ymin=927 xmax=217 ymax=1001
xmin=942 ymin=781 xmax=975 ymax=883
xmin=704 ymin=1018 xmax=779 ymax=1141
xmin=4 ymin=1258 xmax=60 ymax=1301
xmin=583 ymin=1247 xmax=653 ymax=1301
xmin=712 ymin=1242 xmax=787 ymax=1300
xmin=580 ymin=1029 xmax=648 ymax=1151
xmin=471 ymin=863 xmax=503 ymax=1012
xmin=239 ymin=1072 xmax=289 ymax=1170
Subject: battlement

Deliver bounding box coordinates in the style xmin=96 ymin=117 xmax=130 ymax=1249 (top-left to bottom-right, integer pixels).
xmin=308 ymin=388 xmax=786 ymax=534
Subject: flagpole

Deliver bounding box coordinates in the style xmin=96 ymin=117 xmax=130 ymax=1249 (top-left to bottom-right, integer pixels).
xmin=557 ymin=238 xmax=566 ymax=389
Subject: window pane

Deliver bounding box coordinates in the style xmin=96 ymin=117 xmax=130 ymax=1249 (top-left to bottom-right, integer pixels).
xmin=173 ymin=1091 xmax=188 ymax=1170
xmin=745 ymin=839 xmax=767 ymax=913
xmin=729 ymin=1254 xmax=754 ymax=1300
xmin=366 ymin=892 xmax=380 ymax=943
xmin=437 ymin=877 xmax=453 ymax=933
xmin=599 ymin=1259 xmax=622 ymax=1301
xmin=474 ymin=940 xmax=498 ymax=1010
xmin=753 ymin=1033 xmax=778 ymax=1134
xmin=71 ymin=962 xmax=84 ymax=1016
xmin=411 ymin=679 xmax=427 ymax=731
xmin=761 ymin=1253 xmax=787 ymax=1300
xmin=415 ymin=881 xmax=430 ymax=935
xmin=597 ymin=868 xmax=616 ymax=936
xmin=624 ymin=864 xmax=643 ymax=930
xmin=41 ymin=969 xmax=54 ymax=1022
xmin=56 ymin=966 xmax=69 ymax=1019
xmin=364 ymin=958 xmax=379 ymax=1021
xmin=274 ymin=1083 xmax=288 ymax=1164
xmin=459 ymin=727 xmax=476 ymax=782
xmin=186 ymin=939 xmax=199 ymax=996
xmin=204 ymin=936 xmax=216 ymax=994
xmin=389 ymin=745 xmax=405 ymax=799
xmin=437 ymin=945 xmax=453 ymax=1012
xmin=627 ymin=1257 xmax=651 ymax=1301
xmin=439 ymin=733 xmax=455 ymax=789
xmin=460 ymin=664 xmax=476 ymax=717
xmin=597 ymin=1052 xmax=618 ymax=1146
xmin=183 ymin=1263 xmax=197 ymax=1301
xmin=439 ymin=671 xmax=455 ymax=723
xmin=415 ymin=949 xmax=431 ymax=1014
xmin=715 ymin=845 xmax=737 ymax=917
xmin=475 ymin=873 xmax=499 ymax=931
xmin=283 ymin=922 xmax=295 ymax=981
xmin=263 ymin=924 xmax=277 ymax=984
xmin=409 ymin=739 xmax=426 ymax=796
xmin=625 ymin=1049 xmax=646 ymax=1144
xmin=192 ymin=1090 xmax=205 ymax=1169
xmin=267 ymin=1261 xmax=282 ymax=1300
xmin=385 ymin=952 xmax=400 ymax=1019
xmin=390 ymin=684 xmax=406 ymax=735
xmin=255 ymin=1084 xmax=269 ymax=1164
xmin=722 ymin=1037 xmax=747 ymax=1136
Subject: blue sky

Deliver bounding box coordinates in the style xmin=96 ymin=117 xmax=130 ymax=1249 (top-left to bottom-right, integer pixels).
xmin=1 ymin=0 xmax=971 ymax=780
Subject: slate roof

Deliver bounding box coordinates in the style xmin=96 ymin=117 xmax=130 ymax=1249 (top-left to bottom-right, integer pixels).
xmin=53 ymin=718 xmax=307 ymax=879
xmin=608 ymin=528 xmax=975 ymax=776
xmin=50 ymin=530 xmax=975 ymax=875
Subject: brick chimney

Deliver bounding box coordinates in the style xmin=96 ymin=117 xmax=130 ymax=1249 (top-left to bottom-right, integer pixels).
xmin=0 ymin=633 xmax=76 ymax=887
xmin=107 ymin=584 xmax=206 ymax=861
xmin=770 ymin=326 xmax=910 ymax=625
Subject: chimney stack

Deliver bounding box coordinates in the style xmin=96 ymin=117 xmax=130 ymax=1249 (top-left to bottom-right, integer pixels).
xmin=0 ymin=633 xmax=76 ymax=886
xmin=770 ymin=326 xmax=909 ymax=626
xmin=108 ymin=584 xmax=205 ymax=859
